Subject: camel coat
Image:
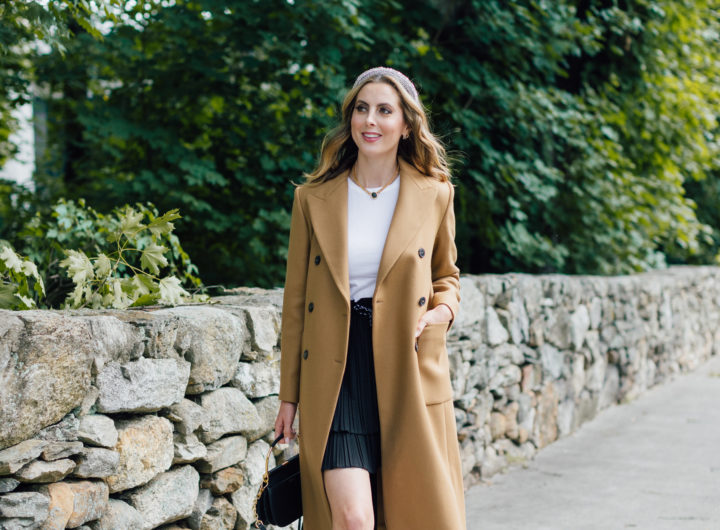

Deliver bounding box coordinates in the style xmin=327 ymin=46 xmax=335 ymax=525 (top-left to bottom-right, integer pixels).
xmin=279 ymin=158 xmax=465 ymax=529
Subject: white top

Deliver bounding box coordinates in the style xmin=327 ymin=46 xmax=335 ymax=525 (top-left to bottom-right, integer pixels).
xmin=347 ymin=174 xmax=400 ymax=301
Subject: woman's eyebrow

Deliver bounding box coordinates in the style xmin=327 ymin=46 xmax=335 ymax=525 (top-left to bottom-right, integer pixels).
xmin=356 ymin=99 xmax=394 ymax=107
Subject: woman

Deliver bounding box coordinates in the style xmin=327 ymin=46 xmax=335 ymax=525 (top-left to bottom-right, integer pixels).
xmin=274 ymin=66 xmax=465 ymax=530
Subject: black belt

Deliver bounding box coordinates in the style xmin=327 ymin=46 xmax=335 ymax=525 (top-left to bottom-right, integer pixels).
xmin=351 ymin=298 xmax=373 ymax=326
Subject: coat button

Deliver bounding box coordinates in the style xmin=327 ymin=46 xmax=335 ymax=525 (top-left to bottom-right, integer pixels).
xmin=314 ymin=255 xmax=321 ymax=265
xmin=414 ymin=341 xmax=418 ymax=352
xmin=303 ymin=350 xmax=309 ymax=360
xmin=308 ymin=302 xmax=314 ymax=312
xmin=418 ymin=248 xmax=425 ymax=258
xmin=418 ymin=297 xmax=426 ymax=306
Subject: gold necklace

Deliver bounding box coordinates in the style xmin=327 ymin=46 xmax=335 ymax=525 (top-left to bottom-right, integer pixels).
xmin=350 ymin=162 xmax=399 ymax=199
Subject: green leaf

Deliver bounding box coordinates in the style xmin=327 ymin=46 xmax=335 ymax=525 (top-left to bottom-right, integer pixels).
xmin=0 ymin=284 xmax=21 ymax=309
xmin=0 ymin=245 xmax=23 ymax=273
xmin=140 ymin=243 xmax=168 ymax=275
xmin=60 ymin=250 xmax=95 ymax=285
xmin=118 ymin=207 xmax=146 ymax=240
xmin=158 ymin=276 xmax=188 ymax=305
xmin=147 ymin=209 xmax=181 ymax=237
xmin=94 ymin=253 xmax=112 ymax=278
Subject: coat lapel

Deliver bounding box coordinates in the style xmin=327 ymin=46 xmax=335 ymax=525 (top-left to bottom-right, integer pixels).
xmin=306 ymin=158 xmax=438 ymax=306
xmin=376 ymin=159 xmax=437 ymax=290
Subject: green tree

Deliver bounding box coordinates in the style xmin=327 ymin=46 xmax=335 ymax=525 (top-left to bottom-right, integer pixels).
xmin=25 ymin=0 xmax=720 ymax=285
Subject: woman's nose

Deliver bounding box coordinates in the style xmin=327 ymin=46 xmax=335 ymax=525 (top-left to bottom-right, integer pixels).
xmin=365 ymin=110 xmax=376 ymax=125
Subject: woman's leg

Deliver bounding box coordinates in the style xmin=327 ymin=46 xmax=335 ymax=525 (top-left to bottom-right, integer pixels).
xmin=323 ymin=467 xmax=374 ymax=530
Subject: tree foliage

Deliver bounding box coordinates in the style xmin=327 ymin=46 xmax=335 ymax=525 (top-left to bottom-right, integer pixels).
xmin=4 ymin=0 xmax=720 ymax=286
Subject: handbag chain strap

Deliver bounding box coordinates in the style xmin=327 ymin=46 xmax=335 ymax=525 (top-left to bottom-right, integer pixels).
xmin=252 ymin=436 xmax=277 ymax=529
xmin=253 ymin=434 xmax=298 ymax=529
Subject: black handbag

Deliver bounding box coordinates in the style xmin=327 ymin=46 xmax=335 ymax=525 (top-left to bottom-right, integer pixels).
xmin=253 ymin=434 xmax=303 ymax=529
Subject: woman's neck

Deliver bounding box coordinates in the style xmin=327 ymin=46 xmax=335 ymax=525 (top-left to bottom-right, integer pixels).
xmin=353 ymin=153 xmax=399 ymax=188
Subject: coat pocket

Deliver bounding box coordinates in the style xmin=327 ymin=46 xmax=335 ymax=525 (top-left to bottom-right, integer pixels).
xmin=416 ymin=322 xmax=453 ymax=405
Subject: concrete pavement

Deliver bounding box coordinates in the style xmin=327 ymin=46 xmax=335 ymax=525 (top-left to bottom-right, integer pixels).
xmin=464 ymin=354 xmax=720 ymax=530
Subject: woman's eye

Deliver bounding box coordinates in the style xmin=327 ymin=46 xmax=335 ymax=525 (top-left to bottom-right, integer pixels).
xmin=380 ymin=107 xmax=391 ymax=114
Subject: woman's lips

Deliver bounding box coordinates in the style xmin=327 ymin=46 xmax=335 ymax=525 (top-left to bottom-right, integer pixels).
xmin=362 ymin=133 xmax=381 ymax=143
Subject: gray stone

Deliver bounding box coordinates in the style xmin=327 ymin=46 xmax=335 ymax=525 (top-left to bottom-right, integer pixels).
xmin=557 ymin=399 xmax=574 ymax=437
xmin=154 ymin=306 xmax=246 ymax=393
xmin=242 ymin=306 xmax=281 ymax=360
xmin=197 ymin=387 xmax=262 ymax=444
xmin=77 ymin=386 xmax=99 ymax=418
xmin=33 ymin=415 xmax=79 ymax=443
xmin=196 ymin=436 xmax=248 ymax=474
xmin=546 ymin=309 xmax=572 ymax=350
xmin=164 ymin=398 xmax=204 ymax=435
xmin=491 ymin=344 xmax=524 ymax=367
xmin=187 ymin=488 xmax=213 ymax=529
xmin=479 ymin=446 xmax=505 ymax=479
xmin=89 ymin=498 xmax=143 ymax=530
xmin=41 ymin=441 xmax=84 ymax=462
xmin=199 ymin=497 xmax=237 ymax=529
xmin=570 ymin=353 xmax=586 ymax=399
xmin=123 ymin=464 xmax=199 ymax=530
xmin=485 ymin=307 xmax=509 ymax=346
xmin=81 ymin=315 xmax=145 ymax=366
xmin=0 ymin=478 xmax=19 ymax=493
xmin=246 ymin=395 xmax=280 ymax=443
xmin=528 ymin=317 xmax=544 ymax=347
xmin=0 ymin=440 xmax=47 ymax=475
xmin=106 ymin=415 xmax=174 ymax=493
xmin=599 ymin=364 xmax=620 ymax=410
xmin=540 ymin=343 xmax=564 ymax=380
xmin=231 ymin=360 xmax=279 ymax=398
xmin=570 ymin=305 xmax=591 ymax=350
xmin=455 ymin=277 xmax=485 ymax=329
xmin=0 ymin=313 xmax=94 ymax=450
xmin=173 ymin=432 xmax=207 ymax=464
xmin=77 ymin=415 xmax=118 ymax=448
xmin=488 ymin=365 xmax=521 ymax=390
xmin=0 ymin=492 xmax=50 ymax=525
xmin=73 ymin=448 xmax=120 ymax=478
xmin=589 ymin=297 xmax=602 ymax=329
xmin=16 ymin=458 xmax=75 ymax=483
xmin=96 ymin=358 xmax=190 ymax=414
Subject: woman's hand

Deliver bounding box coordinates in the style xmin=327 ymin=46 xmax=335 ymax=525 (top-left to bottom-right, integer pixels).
xmin=274 ymin=400 xmax=298 ymax=444
xmin=414 ymin=303 xmax=453 ymax=338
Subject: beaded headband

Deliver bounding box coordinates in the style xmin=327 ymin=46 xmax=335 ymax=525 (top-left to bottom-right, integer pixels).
xmin=352 ymin=66 xmax=419 ymax=103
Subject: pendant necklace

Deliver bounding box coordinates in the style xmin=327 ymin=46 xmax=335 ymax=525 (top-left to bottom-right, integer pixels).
xmin=351 ymin=162 xmax=399 ymax=199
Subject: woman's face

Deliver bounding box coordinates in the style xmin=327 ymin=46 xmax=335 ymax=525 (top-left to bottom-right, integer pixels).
xmin=350 ymin=82 xmax=409 ymax=160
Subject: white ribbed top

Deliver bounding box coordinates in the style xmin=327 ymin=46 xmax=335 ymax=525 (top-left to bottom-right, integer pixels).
xmin=347 ymin=174 xmax=400 ymax=301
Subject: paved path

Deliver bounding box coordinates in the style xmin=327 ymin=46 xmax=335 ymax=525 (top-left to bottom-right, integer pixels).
xmin=464 ymin=354 xmax=720 ymax=530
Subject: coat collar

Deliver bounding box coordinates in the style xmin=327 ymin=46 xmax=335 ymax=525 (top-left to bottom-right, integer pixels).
xmin=306 ymin=158 xmax=438 ymax=307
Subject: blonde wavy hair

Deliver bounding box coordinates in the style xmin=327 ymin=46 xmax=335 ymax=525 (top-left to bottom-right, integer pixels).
xmin=303 ymin=72 xmax=452 ymax=185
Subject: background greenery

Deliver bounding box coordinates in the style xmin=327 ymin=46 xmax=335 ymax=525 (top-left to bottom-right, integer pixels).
xmin=2 ymin=0 xmax=719 ymax=297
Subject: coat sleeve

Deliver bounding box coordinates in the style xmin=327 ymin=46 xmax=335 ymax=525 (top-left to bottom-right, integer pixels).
xmin=429 ymin=180 xmax=461 ymax=331
xmin=279 ymin=186 xmax=310 ymax=404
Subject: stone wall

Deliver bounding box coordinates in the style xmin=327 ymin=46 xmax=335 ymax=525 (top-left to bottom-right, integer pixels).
xmin=1 ymin=266 xmax=719 ymax=528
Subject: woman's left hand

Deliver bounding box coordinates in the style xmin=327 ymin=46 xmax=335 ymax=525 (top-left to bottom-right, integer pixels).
xmin=415 ymin=303 xmax=453 ymax=338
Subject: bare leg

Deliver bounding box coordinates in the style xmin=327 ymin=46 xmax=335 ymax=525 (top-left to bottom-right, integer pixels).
xmin=323 ymin=467 xmax=375 ymax=530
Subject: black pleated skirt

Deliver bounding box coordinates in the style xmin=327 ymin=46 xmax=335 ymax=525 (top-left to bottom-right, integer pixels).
xmin=321 ymin=297 xmax=381 ymax=474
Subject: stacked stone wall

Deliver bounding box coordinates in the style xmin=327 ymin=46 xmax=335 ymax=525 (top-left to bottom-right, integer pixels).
xmin=1 ymin=266 xmax=719 ymax=528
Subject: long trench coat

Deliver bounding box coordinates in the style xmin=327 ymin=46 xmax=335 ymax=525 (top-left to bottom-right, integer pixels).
xmin=278 ymin=157 xmax=465 ymax=529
